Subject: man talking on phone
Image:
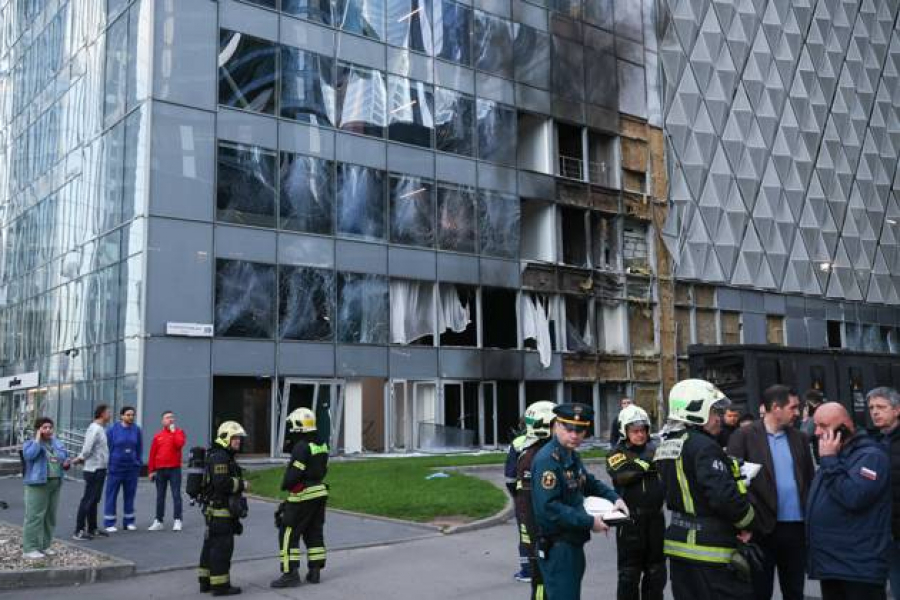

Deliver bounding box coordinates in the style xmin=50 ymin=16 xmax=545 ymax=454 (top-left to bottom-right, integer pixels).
xmin=806 ymin=402 xmax=890 ymax=600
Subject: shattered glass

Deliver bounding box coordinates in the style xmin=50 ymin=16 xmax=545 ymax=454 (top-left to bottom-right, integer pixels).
xmin=279 ymin=153 xmax=334 ymax=234
xmin=338 ymin=272 xmax=390 ymax=343
xmin=218 ymin=30 xmax=277 ymax=114
xmin=279 ymin=266 xmax=335 ymax=341
xmin=437 ymin=184 xmax=476 ymax=253
xmin=476 ymin=99 xmax=516 ymax=165
xmin=390 ymin=175 xmax=435 ymax=247
xmin=337 ymin=164 xmax=386 ymax=240
xmin=435 ymin=87 xmax=474 ymax=156
xmin=336 ymin=62 xmax=387 ymax=137
xmin=215 ymin=259 xmax=276 ymax=338
xmin=478 ymin=190 xmax=520 ymax=258
xmin=565 ymin=296 xmax=594 ymax=351
xmin=388 ymin=76 xmax=434 ymax=147
xmin=552 ymin=36 xmax=584 ymax=101
xmin=474 ymin=11 xmax=513 ymax=78
xmin=281 ymin=46 xmax=335 ymax=126
xmin=513 ymin=24 xmax=551 ymax=89
xmin=217 ymin=142 xmax=278 ymax=228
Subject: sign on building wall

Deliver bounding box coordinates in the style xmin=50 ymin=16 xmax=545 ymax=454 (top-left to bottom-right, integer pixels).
xmin=166 ymin=322 xmax=214 ymax=338
xmin=0 ymin=372 xmax=39 ymax=392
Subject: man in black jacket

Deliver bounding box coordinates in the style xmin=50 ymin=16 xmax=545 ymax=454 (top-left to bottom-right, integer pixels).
xmin=727 ymin=385 xmax=815 ymax=600
xmin=868 ymin=387 xmax=900 ymax=600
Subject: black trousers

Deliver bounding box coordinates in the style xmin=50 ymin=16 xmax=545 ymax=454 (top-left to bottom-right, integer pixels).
xmin=154 ymin=467 xmax=183 ymax=521
xmin=752 ymin=522 xmax=806 ymax=600
xmin=278 ymin=498 xmax=327 ymax=573
xmin=820 ymin=580 xmax=886 ymax=600
xmin=616 ymin=512 xmax=666 ymax=600
xmin=198 ymin=517 xmax=236 ymax=590
xmin=669 ymin=559 xmax=754 ymax=600
xmin=75 ymin=469 xmax=106 ymax=533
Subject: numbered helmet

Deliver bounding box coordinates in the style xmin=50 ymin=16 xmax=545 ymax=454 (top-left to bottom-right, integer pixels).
xmin=524 ymin=401 xmax=556 ymax=439
xmin=619 ymin=405 xmax=651 ymax=438
xmin=216 ymin=421 xmax=247 ymax=447
xmin=668 ymin=379 xmax=730 ymax=426
xmin=286 ymin=407 xmax=317 ymax=433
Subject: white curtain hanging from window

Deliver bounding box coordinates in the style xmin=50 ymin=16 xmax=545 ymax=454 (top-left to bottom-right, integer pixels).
xmin=391 ymin=280 xmax=436 ymax=344
xmin=437 ymin=283 xmax=470 ymax=334
xmin=523 ymin=293 xmax=552 ymax=368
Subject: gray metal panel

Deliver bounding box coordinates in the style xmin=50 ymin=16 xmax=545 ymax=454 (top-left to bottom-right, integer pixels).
xmin=336 ymin=133 xmax=387 ymax=169
xmin=516 ymin=85 xmax=552 ymax=115
xmin=436 ymin=155 xmax=477 ymax=185
xmin=826 ymin=302 xmax=844 ymax=321
xmin=843 ymin=303 xmax=859 ymax=323
xmin=477 ymin=163 xmax=517 ymax=193
xmin=212 ymin=339 xmax=276 ymax=374
xmin=480 ymin=258 xmax=520 ymax=287
xmin=877 ymin=307 xmax=895 ymax=325
xmin=145 ymin=218 xmax=214 ymax=335
xmin=387 ymin=145 xmax=435 ymax=178
xmin=585 ymin=105 xmax=618 ymax=133
xmin=219 ymin=0 xmax=279 ymax=41
xmin=806 ymin=318 xmax=828 ymax=349
xmin=617 ymin=59 xmax=646 ymax=119
xmin=806 ymin=299 xmax=827 ymax=319
xmin=336 ymin=33 xmax=387 ymax=70
xmin=616 ymin=38 xmax=644 ymax=65
xmin=763 ymin=294 xmax=787 ymax=315
xmin=483 ymin=349 xmax=523 ymax=379
xmin=524 ymin=352 xmax=561 ymax=379
xmin=278 ymin=233 xmax=335 ymax=268
xmin=152 ymin=0 xmax=217 ymax=110
xmin=149 ymin=102 xmax=216 ymax=221
xmin=740 ymin=290 xmax=765 ymax=314
xmin=437 ymin=253 xmax=480 ymax=284
xmin=517 ymin=171 xmax=555 ymax=200
xmin=335 ymin=240 xmax=388 ymax=274
xmin=512 ymin=0 xmax=547 ymax=31
xmin=476 ymin=73 xmax=515 ymax=105
xmin=218 ymin=109 xmax=278 ymax=149
xmin=785 ymin=317 xmax=808 ymax=347
xmin=280 ymin=17 xmax=336 ymax=56
xmin=742 ymin=313 xmax=766 ymax=344
xmin=279 ymin=122 xmax=335 ymax=158
xmin=439 ymin=348 xmax=483 ymax=378
xmin=859 ymin=305 xmax=879 ymax=323
xmin=716 ymin=287 xmax=741 ymax=311
xmin=278 ymin=342 xmax=336 ymax=376
xmin=475 ymin=0 xmax=511 ymax=18
xmin=336 ymin=345 xmax=389 ymax=376
xmin=785 ymin=296 xmax=806 ymax=317
xmin=434 ymin=61 xmax=475 ymax=95
xmin=387 ymin=48 xmax=433 ymax=82
xmin=389 ymin=347 xmax=439 ymax=378
xmin=614 ymin=0 xmax=643 ymax=42
xmin=389 ymin=247 xmax=437 ymax=279
xmin=552 ymin=96 xmax=585 ymax=124
xmin=215 ymin=225 xmax=277 ymax=263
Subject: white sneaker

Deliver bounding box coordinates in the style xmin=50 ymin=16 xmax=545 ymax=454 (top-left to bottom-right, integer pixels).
xmin=148 ymin=520 xmax=164 ymax=531
xmin=105 ymin=526 xmax=118 ymax=533
xmin=126 ymin=524 xmax=137 ymax=531
xmin=23 ymin=551 xmax=45 ymax=560
xmin=43 ymin=548 xmax=57 ymax=556
xmin=172 ymin=519 xmax=183 ymax=532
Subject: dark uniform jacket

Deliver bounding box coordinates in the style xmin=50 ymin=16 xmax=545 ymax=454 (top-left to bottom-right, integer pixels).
xmin=656 ymin=427 xmax=755 ymax=565
xmin=532 ymin=438 xmax=619 ymax=545
xmin=206 ymin=442 xmax=244 ymax=514
xmin=515 ymin=438 xmax=550 ymax=542
xmin=876 ymin=427 xmax=900 ymax=540
xmin=281 ymin=438 xmax=329 ymax=501
xmin=606 ymin=441 xmax=665 ymax=515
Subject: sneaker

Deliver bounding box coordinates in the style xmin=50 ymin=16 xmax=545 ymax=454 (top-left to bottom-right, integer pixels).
xmin=105 ymin=526 xmax=118 ymax=533
xmin=72 ymin=530 xmax=93 ymax=541
xmin=173 ymin=519 xmax=183 ymax=532
xmin=126 ymin=524 xmax=137 ymax=531
xmin=43 ymin=548 xmax=57 ymax=556
xmin=513 ymin=570 xmax=531 ymax=583
xmin=91 ymin=529 xmax=110 ymax=538
xmin=148 ymin=520 xmax=164 ymax=531
xmin=23 ymin=551 xmax=45 ymax=560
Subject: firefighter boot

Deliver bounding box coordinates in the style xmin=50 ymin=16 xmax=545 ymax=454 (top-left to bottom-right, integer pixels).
xmin=306 ymin=567 xmax=321 ymax=584
xmin=270 ymin=571 xmax=301 ymax=588
xmin=212 ymin=586 xmax=242 ymax=596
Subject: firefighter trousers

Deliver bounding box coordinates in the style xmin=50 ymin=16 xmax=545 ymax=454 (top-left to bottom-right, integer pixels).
xmin=198 ymin=516 xmax=236 ymax=590
xmin=669 ymin=558 xmax=753 ymax=600
xmin=616 ymin=512 xmax=666 ymax=600
xmin=278 ymin=497 xmax=327 ymax=573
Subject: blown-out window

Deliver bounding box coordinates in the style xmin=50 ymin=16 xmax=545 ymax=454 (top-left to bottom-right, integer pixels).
xmin=437 ymin=183 xmax=476 ymax=253
xmin=336 ymin=163 xmax=386 ymax=240
xmin=217 ymin=142 xmax=277 ymax=228
xmin=279 ymin=266 xmax=335 ymax=341
xmin=218 ymin=30 xmax=277 ymax=114
xmin=478 ymin=190 xmax=520 ymax=259
xmin=337 ymin=272 xmax=390 ymax=343
xmin=435 ymin=87 xmax=474 ymax=156
xmin=476 ymin=99 xmax=517 ymax=165
xmin=279 ymin=153 xmax=334 ymax=234
xmin=215 ymin=259 xmax=276 ymax=339
xmin=390 ymin=175 xmax=435 ymax=247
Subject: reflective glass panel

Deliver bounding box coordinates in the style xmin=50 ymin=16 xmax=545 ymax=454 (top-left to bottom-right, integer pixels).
xmin=433 ymin=0 xmax=472 ymax=66
xmin=215 ymin=259 xmax=276 ymax=338
xmin=437 ymin=183 xmax=476 ymax=253
xmin=513 ymin=24 xmax=550 ymax=89
xmin=283 ymin=0 xmax=334 ymax=23
xmin=281 ymin=46 xmax=335 ymax=126
xmin=585 ymin=49 xmax=617 ymax=108
xmin=474 ymin=11 xmax=513 ymax=78
xmin=388 ymin=76 xmax=434 ymax=147
xmin=390 ymin=175 xmax=435 ymax=247
xmin=104 ymin=13 xmax=128 ymax=125
xmin=335 ymin=0 xmax=386 ymax=41
xmin=217 ymin=142 xmax=278 ymax=228
xmin=478 ymin=190 xmax=520 ymax=258
xmin=336 ymin=62 xmax=387 ymax=137
xmin=434 ymin=87 xmax=474 ymax=156
xmin=337 ymin=272 xmax=390 ymax=343
xmin=279 ymin=153 xmax=334 ymax=234
xmin=279 ymin=266 xmax=335 ymax=341
xmin=553 ymin=36 xmax=584 ymax=101
xmin=386 ymin=0 xmax=433 ymax=54
xmin=476 ymin=99 xmax=516 ymax=165
xmin=218 ymin=30 xmax=277 ymax=114
xmin=336 ymin=163 xmax=386 ymax=240
xmin=583 ymin=0 xmax=613 ymax=29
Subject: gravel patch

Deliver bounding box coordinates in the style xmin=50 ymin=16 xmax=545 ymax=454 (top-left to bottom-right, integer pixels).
xmin=0 ymin=523 xmax=109 ymax=571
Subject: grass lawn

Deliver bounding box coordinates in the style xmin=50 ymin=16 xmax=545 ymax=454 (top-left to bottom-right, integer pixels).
xmin=245 ymin=448 xmax=607 ymax=524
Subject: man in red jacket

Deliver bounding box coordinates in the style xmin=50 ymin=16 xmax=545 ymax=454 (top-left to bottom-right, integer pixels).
xmin=148 ymin=411 xmax=186 ymax=531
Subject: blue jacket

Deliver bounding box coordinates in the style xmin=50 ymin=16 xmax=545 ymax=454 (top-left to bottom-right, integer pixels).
xmin=806 ymin=433 xmax=891 ymax=584
xmin=22 ymin=438 xmax=68 ymax=485
xmin=107 ymin=422 xmax=143 ymax=474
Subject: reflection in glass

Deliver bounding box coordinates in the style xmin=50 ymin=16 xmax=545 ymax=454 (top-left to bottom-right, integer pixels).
xmin=437 ymin=184 xmax=476 ymax=253
xmin=281 ymin=47 xmax=335 ymax=126
xmin=335 ymin=0 xmax=386 ymax=40
xmin=104 ymin=14 xmax=128 ymax=124
xmin=553 ymin=36 xmax=584 ymax=101
xmin=513 ymin=24 xmax=551 ymax=89
xmin=390 ymin=175 xmax=435 ymax=247
xmin=283 ymin=0 xmax=334 ymax=24
xmin=218 ymin=30 xmax=277 ymax=114
xmin=478 ymin=190 xmax=520 ymax=258
xmin=388 ymin=76 xmax=434 ymax=147
xmin=217 ymin=142 xmax=277 ymax=227
xmin=552 ymin=0 xmax=581 ymax=20
xmin=279 ymin=266 xmax=335 ymax=341
xmin=585 ymin=50 xmax=617 ymax=108
xmin=434 ymin=87 xmax=474 ymax=156
xmin=583 ymin=0 xmax=613 ymax=29
xmin=336 ymin=164 xmax=385 ymax=240
xmin=280 ymin=153 xmax=334 ymax=234
xmin=336 ymin=63 xmax=387 ymax=137
xmin=387 ymin=0 xmax=433 ymax=54
xmin=215 ymin=259 xmax=276 ymax=338
xmin=474 ymin=11 xmax=513 ymax=78
xmin=476 ymin=99 xmax=517 ymax=165
xmin=337 ymin=272 xmax=389 ymax=343
xmin=433 ymin=0 xmax=471 ymax=65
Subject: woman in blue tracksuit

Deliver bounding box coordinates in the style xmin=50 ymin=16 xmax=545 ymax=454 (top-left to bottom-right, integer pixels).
xmin=104 ymin=406 xmax=142 ymax=531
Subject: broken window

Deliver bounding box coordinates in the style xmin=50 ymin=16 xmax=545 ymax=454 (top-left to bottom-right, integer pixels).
xmin=433 ymin=0 xmax=472 ymax=66
xmin=827 ymin=320 xmax=842 ymax=348
xmin=565 ymin=295 xmax=593 ymax=352
xmin=215 ymin=259 xmax=276 ymax=338
xmin=476 ymin=99 xmax=517 ymax=165
xmin=337 ymin=272 xmax=389 ymax=344
xmin=437 ymin=183 xmax=476 ymax=253
xmin=623 ymin=220 xmax=651 ymax=274
xmin=387 ymin=0 xmax=433 ymax=54
xmin=478 ymin=190 xmax=520 ymax=258
xmin=218 ymin=30 xmax=276 ymax=114
xmin=845 ymin=323 xmax=862 ymax=350
xmin=438 ymin=283 xmax=476 ymax=346
xmin=557 ymin=122 xmax=584 ymax=179
xmin=390 ymin=279 xmax=436 ymax=344
xmin=520 ymin=199 xmax=555 ymax=262
xmin=588 ymin=131 xmax=617 ymax=187
xmin=388 ymin=76 xmax=434 ymax=148
xmin=560 ymin=207 xmax=588 ymax=267
xmin=513 ymin=23 xmax=550 ymax=89
xmin=629 ymin=302 xmax=656 ymax=355
xmin=766 ymin=315 xmax=785 ymax=346
xmin=279 ymin=152 xmax=334 ymax=234
xmin=591 ymin=212 xmax=618 ymax=269
xmin=473 ymin=11 xmax=513 ymax=78
xmin=721 ymin=311 xmax=741 ymax=345
xmin=336 ymin=163 xmax=385 ymax=240
xmin=522 ymin=294 xmax=554 ymax=367
xmin=283 ymin=0 xmax=334 ymax=24
xmin=390 ymin=175 xmax=435 ymax=247
xmin=336 ymin=62 xmax=387 ymax=137
xmin=435 ymin=87 xmax=475 ymax=156
xmin=217 ymin=141 xmax=277 ymax=228
xmin=598 ymin=302 xmax=627 ymax=354
xmin=279 ymin=266 xmax=335 ymax=341
xmin=553 ymin=36 xmax=584 ymax=101
xmin=335 ymin=0 xmax=386 ymax=40
xmin=517 ymin=112 xmax=554 ymax=174
xmin=482 ymin=287 xmax=518 ymax=348
xmin=280 ymin=46 xmax=335 ymax=126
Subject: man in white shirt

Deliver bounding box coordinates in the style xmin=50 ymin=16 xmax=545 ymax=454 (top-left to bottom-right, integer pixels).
xmin=72 ymin=404 xmax=111 ymax=540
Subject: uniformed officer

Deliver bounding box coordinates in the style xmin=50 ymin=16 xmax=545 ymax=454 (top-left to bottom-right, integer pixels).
xmin=654 ymin=379 xmax=755 ymax=600
xmin=532 ymin=403 xmax=628 ymax=600
xmin=515 ymin=401 xmax=556 ymax=600
xmin=198 ymin=421 xmax=248 ymax=597
xmin=270 ymin=408 xmax=329 ymax=588
xmin=606 ymin=405 xmax=666 ymax=600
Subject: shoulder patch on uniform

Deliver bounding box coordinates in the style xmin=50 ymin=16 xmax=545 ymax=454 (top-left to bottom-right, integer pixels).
xmin=607 ymin=453 xmax=627 ymax=469
xmin=541 ymin=470 xmax=557 ymax=490
xmin=653 ymin=438 xmax=685 ymax=461
xmin=214 ymin=464 xmax=228 ymax=474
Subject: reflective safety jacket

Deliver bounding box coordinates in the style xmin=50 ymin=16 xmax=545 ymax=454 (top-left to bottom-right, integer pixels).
xmin=204 ymin=442 xmax=244 ymax=517
xmin=606 ymin=441 xmax=664 ymax=515
xmin=515 ymin=438 xmax=550 ymax=546
xmin=281 ymin=437 xmax=329 ymax=503
xmin=655 ymin=428 xmax=755 ymax=565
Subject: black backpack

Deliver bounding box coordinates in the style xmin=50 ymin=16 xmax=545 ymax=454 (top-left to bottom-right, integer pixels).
xmin=185 ymin=446 xmax=207 ymax=503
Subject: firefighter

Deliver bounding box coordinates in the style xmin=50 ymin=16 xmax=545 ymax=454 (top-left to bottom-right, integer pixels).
xmin=515 ymin=400 xmax=556 ymax=600
xmin=654 ymin=379 xmax=756 ymax=600
xmin=198 ymin=421 xmax=248 ymax=596
xmin=505 ymin=418 xmax=530 ymax=582
xmin=270 ymin=408 xmax=329 ymax=588
xmin=532 ymin=403 xmax=627 ymax=600
xmin=606 ymin=405 xmax=666 ymax=600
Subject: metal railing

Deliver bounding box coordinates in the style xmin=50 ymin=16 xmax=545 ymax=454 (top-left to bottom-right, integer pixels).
xmin=56 ymin=427 xmax=85 ymax=458
xmin=558 ymin=155 xmax=584 ymax=180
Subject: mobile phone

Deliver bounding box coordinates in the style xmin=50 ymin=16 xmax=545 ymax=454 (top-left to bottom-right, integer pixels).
xmin=833 ymin=424 xmax=852 ymax=439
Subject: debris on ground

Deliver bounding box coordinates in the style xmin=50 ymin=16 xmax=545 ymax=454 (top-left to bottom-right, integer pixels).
xmin=425 ymin=472 xmax=450 ymax=480
xmin=0 ymin=523 xmax=109 ymax=571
